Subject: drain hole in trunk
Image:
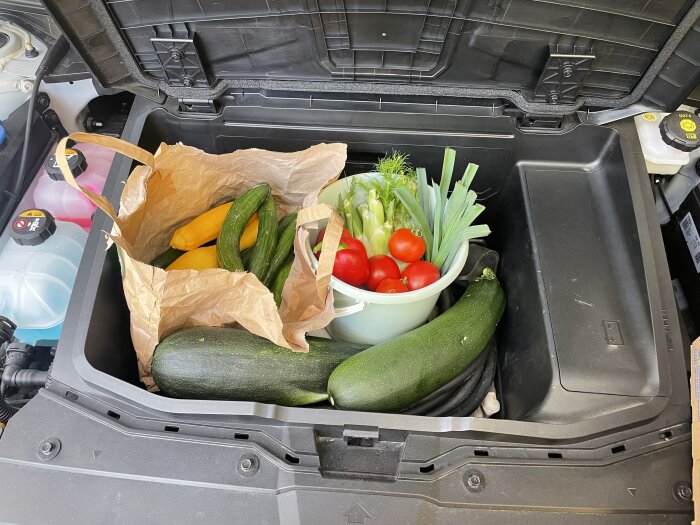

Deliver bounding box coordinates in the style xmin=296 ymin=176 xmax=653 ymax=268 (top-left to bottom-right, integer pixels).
xmin=474 ymin=450 xmax=489 ymax=457
xmin=234 ymin=433 xmax=249 ymax=440
xmin=107 ymin=410 xmax=121 ymax=420
xmin=285 ymin=454 xmax=300 ymax=464
xmin=65 ymin=391 xmax=79 ymax=402
xmin=164 ymin=426 xmax=179 ymax=432
xmin=347 ymin=437 xmax=374 ymax=447
xmin=658 ymin=430 xmax=672 ymax=441
xmin=420 ymin=464 xmax=435 ymax=473
xmin=611 ymin=444 xmax=626 ymax=454
xmin=547 ymin=452 xmax=563 ymax=459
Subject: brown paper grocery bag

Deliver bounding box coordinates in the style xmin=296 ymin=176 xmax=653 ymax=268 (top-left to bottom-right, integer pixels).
xmin=55 ymin=132 xmax=346 ymax=390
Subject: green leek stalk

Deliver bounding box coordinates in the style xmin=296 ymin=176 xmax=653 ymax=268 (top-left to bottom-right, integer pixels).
xmin=393 ymin=148 xmax=491 ymax=272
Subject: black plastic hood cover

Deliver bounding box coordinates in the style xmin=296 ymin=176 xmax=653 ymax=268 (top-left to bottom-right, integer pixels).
xmin=42 ymin=0 xmax=700 ymax=114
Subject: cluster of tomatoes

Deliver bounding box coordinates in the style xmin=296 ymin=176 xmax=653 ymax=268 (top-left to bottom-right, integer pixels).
xmin=315 ymin=227 xmax=441 ymax=293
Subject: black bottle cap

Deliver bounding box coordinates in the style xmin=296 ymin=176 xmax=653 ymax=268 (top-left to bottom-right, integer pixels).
xmin=45 ymin=147 xmax=88 ymax=181
xmin=659 ymin=111 xmax=700 ymax=152
xmin=11 ymin=209 xmax=57 ymax=246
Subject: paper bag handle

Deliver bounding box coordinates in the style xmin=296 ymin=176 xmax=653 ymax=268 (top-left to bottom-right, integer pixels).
xmin=55 ymin=132 xmax=156 ymax=222
xmin=296 ymin=203 xmax=344 ymax=298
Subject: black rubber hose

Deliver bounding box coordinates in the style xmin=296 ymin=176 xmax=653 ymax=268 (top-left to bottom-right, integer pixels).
xmin=401 ymin=345 xmax=491 ymax=415
xmin=10 ymin=369 xmax=48 ymax=389
xmin=425 ymin=348 xmax=494 ymax=417
xmin=13 ymin=69 xmax=43 ymax=201
xmin=450 ymin=348 xmax=498 ymax=417
xmin=0 ymin=393 xmax=18 ymax=424
xmin=425 ymin=363 xmax=485 ymax=417
xmin=0 ymin=36 xmax=69 ymax=230
xmin=401 ymin=380 xmax=459 ymax=415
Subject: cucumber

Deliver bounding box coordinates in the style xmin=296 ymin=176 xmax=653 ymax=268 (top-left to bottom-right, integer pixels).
xmin=217 ymin=184 xmax=270 ymax=272
xmin=264 ymin=211 xmax=298 ymax=286
xmin=327 ymin=268 xmax=505 ymax=412
xmin=277 ymin=212 xmax=297 ymax=237
xmin=152 ymin=327 xmax=367 ymax=406
xmin=150 ymin=247 xmax=185 ymax=268
xmin=272 ymin=254 xmax=294 ymax=306
xmin=247 ymin=195 xmax=278 ymax=280
xmin=241 ymin=247 xmax=253 ymax=268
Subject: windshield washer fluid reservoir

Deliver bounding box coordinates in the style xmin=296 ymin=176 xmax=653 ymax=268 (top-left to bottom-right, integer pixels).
xmin=0 ymin=209 xmax=87 ymax=344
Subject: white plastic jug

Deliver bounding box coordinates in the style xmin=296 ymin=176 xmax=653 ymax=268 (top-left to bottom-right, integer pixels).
xmin=305 ymin=174 xmax=469 ymax=345
xmin=33 ymin=143 xmax=114 ymax=230
xmin=0 ymin=209 xmax=87 ymax=344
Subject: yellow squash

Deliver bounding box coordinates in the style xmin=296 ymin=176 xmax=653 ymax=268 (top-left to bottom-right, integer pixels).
xmin=166 ymin=245 xmax=219 ymax=271
xmin=170 ymin=201 xmax=259 ymax=251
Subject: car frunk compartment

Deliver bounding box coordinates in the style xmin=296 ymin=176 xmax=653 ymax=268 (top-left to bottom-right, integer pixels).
xmin=52 ymin=94 xmax=670 ymax=435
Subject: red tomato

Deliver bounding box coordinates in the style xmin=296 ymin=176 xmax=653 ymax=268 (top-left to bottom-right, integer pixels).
xmin=375 ymin=278 xmax=409 ymax=293
xmin=401 ymin=260 xmax=440 ymax=290
xmin=317 ymin=226 xmax=352 ymax=244
xmin=389 ymin=228 xmax=426 ymax=263
xmin=332 ymin=238 xmax=369 ymax=287
xmin=342 ymin=237 xmax=367 ymax=259
xmin=314 ymin=230 xmax=363 ymax=260
xmin=366 ymin=255 xmax=401 ymax=291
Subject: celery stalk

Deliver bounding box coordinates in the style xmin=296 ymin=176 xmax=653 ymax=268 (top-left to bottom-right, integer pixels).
xmin=343 ymin=197 xmax=363 ymax=238
xmin=338 ymin=193 xmax=346 ymax=228
xmin=357 ymin=190 xmax=391 ymax=256
xmin=385 ymin=200 xmax=395 ymax=224
xmin=367 ymin=189 xmax=385 ymax=227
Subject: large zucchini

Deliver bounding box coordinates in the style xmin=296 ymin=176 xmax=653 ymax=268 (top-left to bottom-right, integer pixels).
xmin=166 ymin=245 xmax=218 ymax=271
xmin=327 ymin=268 xmax=505 ymax=412
xmin=152 ymin=327 xmax=367 ymax=406
xmin=170 ymin=201 xmax=258 ymax=252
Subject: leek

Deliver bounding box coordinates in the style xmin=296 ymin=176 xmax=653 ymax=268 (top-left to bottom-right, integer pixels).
xmin=393 ymin=148 xmax=490 ymax=272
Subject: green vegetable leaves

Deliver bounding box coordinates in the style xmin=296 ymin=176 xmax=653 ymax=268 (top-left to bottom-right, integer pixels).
xmin=394 ymin=169 xmax=434 ymax=258
xmin=339 ymin=151 xmax=418 ymax=256
xmin=339 ymin=148 xmax=490 ymax=265
xmin=393 ymin=148 xmax=490 ymax=272
xmin=356 ymin=151 xmax=417 ymax=229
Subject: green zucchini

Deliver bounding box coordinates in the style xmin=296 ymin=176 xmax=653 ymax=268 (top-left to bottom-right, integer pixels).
xmin=217 ymin=184 xmax=270 ymax=272
xmin=327 ymin=268 xmax=505 ymax=412
xmin=150 ymin=247 xmax=185 ymax=269
xmin=272 ymin=254 xmax=294 ymax=306
xmin=264 ymin=211 xmax=298 ymax=286
xmin=152 ymin=327 xmax=367 ymax=406
xmin=247 ymin=195 xmax=278 ymax=280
